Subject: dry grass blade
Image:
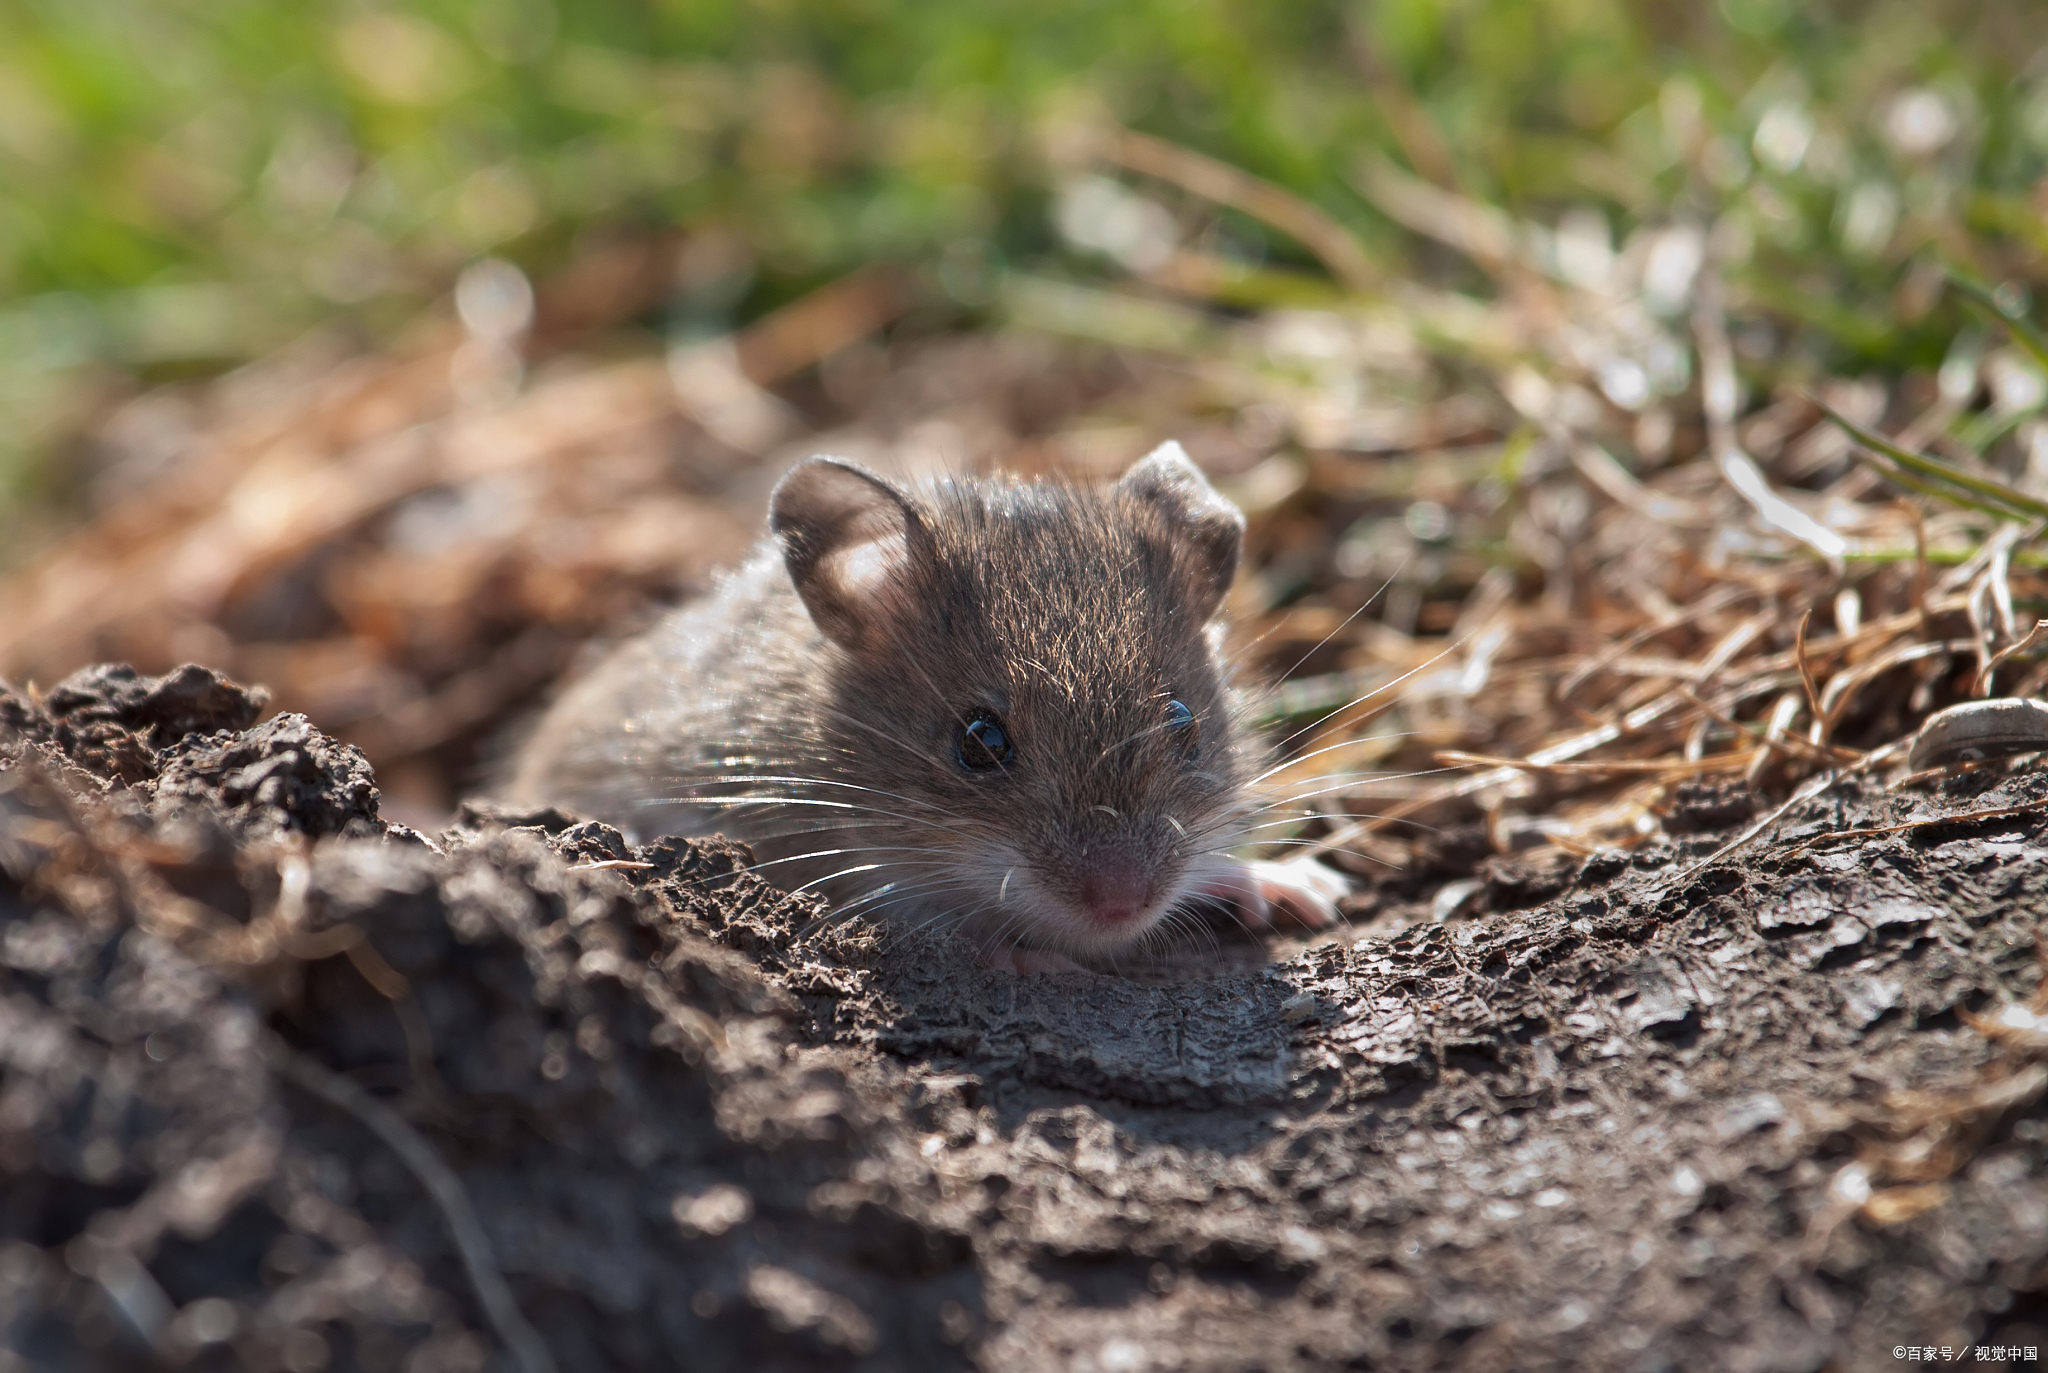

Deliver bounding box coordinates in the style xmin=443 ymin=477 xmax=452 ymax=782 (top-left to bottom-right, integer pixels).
xmin=1434 ymin=749 xmax=1756 ymax=776
xmin=1345 ymin=31 xmax=1464 ymax=193
xmin=1556 ymin=586 xmax=1755 ymax=701
xmin=1349 ymin=153 xmax=1519 ymax=275
xmin=1975 ymin=619 xmax=2048 ymax=697
xmin=1790 ymin=801 xmax=2048 ymax=851
xmin=1819 ymin=640 xmax=1977 ymax=736
xmin=731 ymin=264 xmax=912 ymax=386
xmin=1672 ymin=765 xmax=1859 ymax=888
xmin=1719 ymin=447 xmax=1849 ymax=562
xmin=1794 ymin=610 xmax=1824 ymax=737
xmin=1678 ymin=687 xmax=1861 ymax=768
xmin=1698 ymin=272 xmax=1846 ymax=561
xmin=1100 ymin=127 xmax=1381 ymax=293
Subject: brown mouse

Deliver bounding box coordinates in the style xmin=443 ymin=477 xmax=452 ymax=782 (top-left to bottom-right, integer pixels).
xmin=507 ymin=442 xmax=1346 ymax=973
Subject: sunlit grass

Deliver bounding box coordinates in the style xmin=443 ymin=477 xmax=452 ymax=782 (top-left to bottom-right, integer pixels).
xmin=0 ymin=0 xmax=2044 ymax=525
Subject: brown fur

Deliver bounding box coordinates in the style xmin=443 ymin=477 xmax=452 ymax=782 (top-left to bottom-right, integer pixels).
xmin=508 ymin=446 xmax=1257 ymax=960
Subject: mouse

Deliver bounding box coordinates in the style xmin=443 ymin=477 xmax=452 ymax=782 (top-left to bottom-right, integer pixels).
xmin=506 ymin=441 xmax=1349 ymax=973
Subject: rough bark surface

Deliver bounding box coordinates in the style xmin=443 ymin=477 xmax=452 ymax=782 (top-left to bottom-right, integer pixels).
xmin=3 ymin=664 xmax=2046 ymax=1372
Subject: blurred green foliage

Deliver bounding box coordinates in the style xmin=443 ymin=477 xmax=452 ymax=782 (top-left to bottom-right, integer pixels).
xmin=1 ymin=0 xmax=2045 ymax=509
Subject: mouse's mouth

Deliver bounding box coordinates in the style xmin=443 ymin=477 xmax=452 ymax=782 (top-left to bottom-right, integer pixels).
xmin=974 ymin=852 xmax=1197 ymax=958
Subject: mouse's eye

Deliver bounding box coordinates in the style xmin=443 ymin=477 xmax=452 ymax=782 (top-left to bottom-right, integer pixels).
xmin=1165 ymin=699 xmax=1199 ymax=756
xmin=957 ymin=712 xmax=1015 ymax=771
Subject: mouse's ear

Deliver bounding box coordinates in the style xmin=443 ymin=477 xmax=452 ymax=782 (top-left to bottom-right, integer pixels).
xmin=770 ymin=456 xmax=929 ymax=651
xmin=1117 ymin=441 xmax=1244 ymax=622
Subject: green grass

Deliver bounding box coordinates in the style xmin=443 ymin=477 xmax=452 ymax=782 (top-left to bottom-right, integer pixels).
xmin=1 ymin=0 xmax=2045 ymax=511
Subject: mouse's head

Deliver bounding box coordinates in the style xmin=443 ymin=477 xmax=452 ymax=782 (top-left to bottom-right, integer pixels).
xmin=769 ymin=442 xmax=1252 ymax=959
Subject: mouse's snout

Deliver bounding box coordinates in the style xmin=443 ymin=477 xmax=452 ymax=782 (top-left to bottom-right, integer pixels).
xmin=1077 ymin=864 xmax=1157 ymax=926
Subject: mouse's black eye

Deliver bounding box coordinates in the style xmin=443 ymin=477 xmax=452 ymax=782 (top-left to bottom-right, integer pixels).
xmin=957 ymin=712 xmax=1014 ymax=771
xmin=1165 ymin=699 xmax=1199 ymax=756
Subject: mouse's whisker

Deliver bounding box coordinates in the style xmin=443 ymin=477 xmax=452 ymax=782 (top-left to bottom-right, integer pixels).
xmin=632 ymin=821 xmax=933 ymax=868
xmin=915 ymin=894 xmax=1020 ymax=960
xmin=714 ymin=806 xmax=973 ymax=836
xmin=1254 ymin=565 xmax=1408 ymax=702
xmin=670 ymin=767 xmax=940 ymax=798
xmin=782 ymin=860 xmax=974 ymax=893
xmin=1084 ymin=715 xmax=1180 ymax=779
xmin=1158 ymin=906 xmax=1242 ymax=962
xmin=903 ymin=899 xmax=1008 ymax=957
xmin=1230 ymin=782 xmax=1440 ymax=829
xmin=791 ymin=880 xmax=995 ymax=948
xmin=722 ymin=845 xmax=975 ymax=883
xmin=655 ymin=777 xmax=953 ymax=825
xmin=1241 ymin=734 xmax=1435 ymax=788
xmin=824 ymin=865 xmax=988 ymax=912
xmin=1252 ymin=764 xmax=1446 ymax=794
xmin=1225 ymin=807 xmax=1446 ymax=844
xmin=1230 ymin=778 xmax=1449 ymax=824
xmin=1232 ymin=838 xmax=1390 ymax=857
xmin=655 ymin=774 xmax=905 ymax=807
xmin=1225 ymin=812 xmax=1384 ymax=837
xmin=1212 ymin=786 xmax=1458 ymax=840
xmin=1257 ymin=618 xmax=1469 ymax=753
xmin=644 ymin=803 xmax=980 ymax=854
xmin=741 ymin=774 xmax=963 ymax=813
xmin=1136 ymin=905 xmax=1204 ymax=961
xmin=1188 ymin=807 xmax=1438 ymax=850
xmin=1172 ymin=910 xmax=1225 ymax=961
xmin=810 ymin=661 xmax=973 ymax=762
xmin=782 ymin=859 xmax=973 ymax=901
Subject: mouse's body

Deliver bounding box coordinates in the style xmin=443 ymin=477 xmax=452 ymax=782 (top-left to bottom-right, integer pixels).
xmin=507 ymin=443 xmax=1342 ymax=972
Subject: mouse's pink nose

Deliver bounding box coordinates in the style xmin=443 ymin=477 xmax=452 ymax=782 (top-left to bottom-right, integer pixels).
xmin=1079 ymin=869 xmax=1153 ymax=925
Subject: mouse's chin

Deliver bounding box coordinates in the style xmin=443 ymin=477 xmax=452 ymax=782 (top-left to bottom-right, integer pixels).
xmin=1019 ymin=902 xmax=1170 ymax=958
xmin=874 ymin=846 xmax=1199 ymax=959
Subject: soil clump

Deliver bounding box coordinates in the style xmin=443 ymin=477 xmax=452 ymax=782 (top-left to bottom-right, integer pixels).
xmin=4 ymin=664 xmax=2047 ymax=1371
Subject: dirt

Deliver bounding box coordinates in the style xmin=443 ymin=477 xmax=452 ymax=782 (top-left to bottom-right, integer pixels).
xmin=4 ymin=664 xmax=2048 ymax=1373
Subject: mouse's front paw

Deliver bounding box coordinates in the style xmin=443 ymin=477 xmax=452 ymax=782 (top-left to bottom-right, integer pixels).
xmin=1199 ymin=857 xmax=1350 ymax=931
xmin=977 ymin=945 xmax=1090 ymax=975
